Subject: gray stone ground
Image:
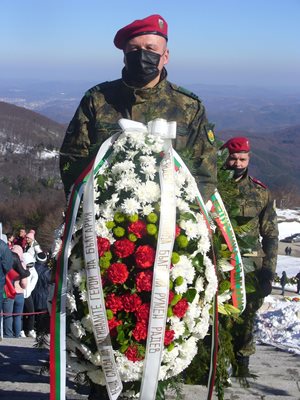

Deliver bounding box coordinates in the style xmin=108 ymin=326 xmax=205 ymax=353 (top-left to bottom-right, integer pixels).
xmin=1 ymin=325 xmax=300 ymax=400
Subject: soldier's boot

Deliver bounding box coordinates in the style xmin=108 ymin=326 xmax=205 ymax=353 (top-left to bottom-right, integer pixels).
xmin=232 ymin=354 xmax=250 ymax=378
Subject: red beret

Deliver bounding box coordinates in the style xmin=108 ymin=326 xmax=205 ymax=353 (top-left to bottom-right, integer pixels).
xmin=114 ymin=14 xmax=168 ymax=50
xmin=221 ymin=137 xmax=250 ymax=154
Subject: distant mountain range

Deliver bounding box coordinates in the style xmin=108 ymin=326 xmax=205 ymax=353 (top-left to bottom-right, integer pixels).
xmin=0 ymin=90 xmax=299 ymax=201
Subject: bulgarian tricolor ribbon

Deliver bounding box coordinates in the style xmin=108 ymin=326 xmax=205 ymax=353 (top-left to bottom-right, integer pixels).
xmin=50 ymin=134 xmax=120 ymax=400
xmin=207 ymin=190 xmax=246 ymax=313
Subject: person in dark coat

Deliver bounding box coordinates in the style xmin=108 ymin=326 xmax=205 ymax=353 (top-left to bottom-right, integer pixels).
xmin=31 ymin=252 xmax=51 ymax=335
xmin=295 ymin=271 xmax=300 ymax=294
xmin=280 ymin=271 xmax=288 ymax=296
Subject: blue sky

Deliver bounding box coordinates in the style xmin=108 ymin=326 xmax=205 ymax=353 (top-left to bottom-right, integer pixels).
xmin=1 ymin=0 xmax=300 ymax=87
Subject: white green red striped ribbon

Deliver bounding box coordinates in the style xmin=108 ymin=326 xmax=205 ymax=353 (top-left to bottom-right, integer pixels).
xmin=50 ymin=134 xmax=119 ymax=400
xmin=207 ymin=190 xmax=246 ymax=313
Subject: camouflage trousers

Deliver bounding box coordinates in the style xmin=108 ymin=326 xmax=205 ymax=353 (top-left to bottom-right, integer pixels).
xmin=231 ymin=291 xmax=264 ymax=357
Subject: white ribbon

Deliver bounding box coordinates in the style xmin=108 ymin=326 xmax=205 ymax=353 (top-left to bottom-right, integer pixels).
xmin=82 ymin=133 xmax=123 ymax=400
xmin=138 ymin=119 xmax=177 ymax=400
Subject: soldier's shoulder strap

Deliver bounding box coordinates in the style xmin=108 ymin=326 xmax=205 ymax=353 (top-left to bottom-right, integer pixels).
xmin=85 ymin=79 xmax=122 ymax=96
xmin=249 ymin=176 xmax=268 ymax=189
xmin=169 ymin=82 xmax=200 ymax=101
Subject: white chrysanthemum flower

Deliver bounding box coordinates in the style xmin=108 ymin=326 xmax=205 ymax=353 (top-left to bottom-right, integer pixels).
xmin=81 ymin=314 xmax=93 ymax=333
xmin=95 ymin=218 xmax=115 ymax=243
xmin=179 ymin=219 xmax=200 ymax=240
xmin=135 ymin=181 xmax=160 ymax=204
xmin=113 ymin=135 xmax=127 ymax=153
xmin=162 ymin=346 xmax=179 ymax=364
xmin=115 ymin=172 xmax=140 ymax=192
xmin=142 ymin=204 xmax=154 ymax=216
xmin=180 ymin=336 xmax=198 ymax=359
xmin=111 ymin=160 xmax=135 ymax=175
xmin=121 ymin=198 xmax=140 ymax=215
xmin=204 ymin=255 xmax=218 ymax=302
xmin=115 ymin=351 xmax=144 ymax=381
xmin=195 ymin=276 xmax=205 ymax=292
xmin=174 ymin=281 xmax=188 ymax=294
xmin=98 ymin=204 xmax=115 ymax=221
xmin=70 ymin=320 xmax=86 ymax=339
xmin=171 ymin=255 xmax=195 ymax=284
xmin=168 ymin=316 xmax=185 ymax=339
xmin=175 ymin=169 xmax=187 ymax=188
xmin=66 ymin=293 xmax=77 ymax=312
xmin=126 ymin=130 xmax=147 ymax=148
xmin=176 ymin=198 xmax=190 ymax=213
xmin=73 ymin=270 xmax=85 ymax=287
xmin=139 ymin=155 xmax=158 ymax=180
xmin=146 ymin=134 xmax=164 ymax=153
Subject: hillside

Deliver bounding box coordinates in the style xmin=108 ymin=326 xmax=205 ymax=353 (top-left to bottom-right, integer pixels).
xmin=0 ymin=102 xmax=66 ymax=248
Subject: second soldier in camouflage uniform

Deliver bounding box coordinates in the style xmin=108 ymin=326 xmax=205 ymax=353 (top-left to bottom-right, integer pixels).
xmin=220 ymin=137 xmax=278 ymax=376
xmin=59 ymin=14 xmax=216 ymax=202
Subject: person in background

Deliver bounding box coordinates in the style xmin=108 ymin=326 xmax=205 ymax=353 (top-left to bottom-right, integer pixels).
xmin=6 ymin=233 xmax=15 ymax=250
xmin=220 ymin=136 xmax=278 ymax=377
xmin=285 ymin=246 xmax=289 ymax=256
xmin=295 ymin=271 xmax=300 ymax=294
xmin=2 ymin=250 xmax=29 ymax=337
xmin=21 ymin=252 xmax=38 ymax=339
xmin=31 ymin=252 xmax=51 ymax=336
xmin=13 ymin=228 xmax=27 ymax=251
xmin=25 ymin=230 xmax=42 ymax=261
xmin=0 ymin=235 xmax=13 ymax=336
xmin=280 ymin=271 xmax=288 ymax=296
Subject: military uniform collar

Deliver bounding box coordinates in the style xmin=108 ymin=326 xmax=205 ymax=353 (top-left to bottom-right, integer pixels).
xmin=121 ymin=68 xmax=168 ymax=103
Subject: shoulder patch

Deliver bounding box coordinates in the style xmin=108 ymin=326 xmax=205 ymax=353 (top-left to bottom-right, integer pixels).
xmin=170 ymin=83 xmax=200 ymax=101
xmin=204 ymin=125 xmax=215 ymax=144
xmin=249 ymin=176 xmax=267 ymax=189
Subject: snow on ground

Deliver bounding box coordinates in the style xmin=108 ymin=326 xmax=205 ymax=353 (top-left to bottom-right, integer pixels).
xmin=254 ymin=209 xmax=300 ymax=355
xmin=277 ymin=208 xmax=300 ymax=239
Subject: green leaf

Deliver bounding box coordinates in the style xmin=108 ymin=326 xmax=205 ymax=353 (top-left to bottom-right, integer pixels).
xmin=183 ymin=288 xmax=197 ymax=303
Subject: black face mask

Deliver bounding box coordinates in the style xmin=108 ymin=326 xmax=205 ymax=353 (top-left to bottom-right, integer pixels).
xmin=124 ymin=49 xmax=161 ymax=87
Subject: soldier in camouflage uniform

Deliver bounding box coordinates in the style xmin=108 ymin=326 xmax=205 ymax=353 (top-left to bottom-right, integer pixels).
xmin=59 ymin=14 xmax=217 ymax=400
xmin=221 ymin=137 xmax=278 ymax=376
xmin=60 ymin=14 xmax=216 ymax=202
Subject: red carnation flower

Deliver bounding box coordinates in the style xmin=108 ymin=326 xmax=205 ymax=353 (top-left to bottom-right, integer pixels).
xmin=175 ymin=225 xmax=181 ymax=238
xmin=113 ymin=238 xmax=135 ymax=258
xmin=164 ymin=329 xmax=175 ymax=346
xmin=125 ymin=345 xmax=144 ymax=362
xmin=128 ymin=220 xmax=147 ymax=238
xmin=132 ymin=321 xmax=148 ymax=342
xmin=122 ymin=293 xmax=142 ymax=312
xmin=135 ymin=303 xmax=150 ymax=322
xmin=97 ymin=237 xmax=111 ymax=257
xmin=108 ymin=317 xmax=122 ymax=337
xmin=173 ymin=298 xmax=189 ymax=318
xmin=107 ymin=262 xmax=129 ymax=284
xmin=168 ymin=290 xmax=175 ymax=304
xmin=134 ymin=245 xmax=156 ymax=269
xmin=105 ymin=293 xmax=123 ymax=314
xmin=136 ymin=270 xmax=153 ymax=292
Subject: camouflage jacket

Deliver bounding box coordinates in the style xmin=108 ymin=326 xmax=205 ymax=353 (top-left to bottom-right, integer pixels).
xmin=60 ymin=72 xmax=217 ymax=201
xmin=234 ymin=173 xmax=278 ymax=273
